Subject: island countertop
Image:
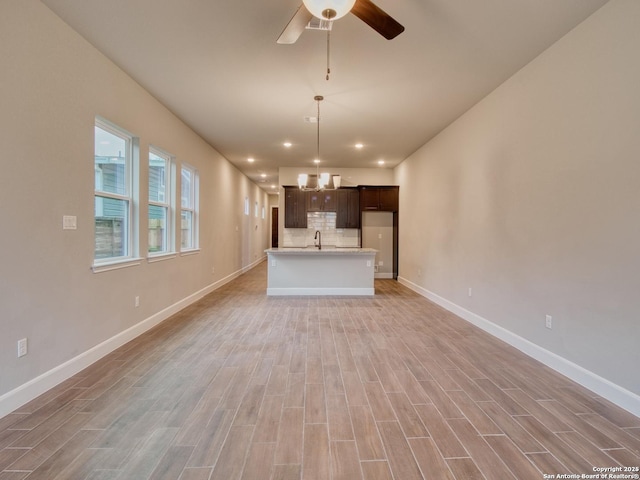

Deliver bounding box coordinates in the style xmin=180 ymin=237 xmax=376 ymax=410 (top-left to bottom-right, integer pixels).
xmin=265 ymin=247 xmax=377 ymax=255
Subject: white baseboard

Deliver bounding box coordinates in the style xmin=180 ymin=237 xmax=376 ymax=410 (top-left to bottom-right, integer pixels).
xmin=0 ymin=266 xmax=247 ymax=419
xmin=243 ymin=255 xmax=266 ymax=274
xmin=374 ymin=273 xmax=394 ymax=279
xmin=397 ymin=276 xmax=640 ymax=418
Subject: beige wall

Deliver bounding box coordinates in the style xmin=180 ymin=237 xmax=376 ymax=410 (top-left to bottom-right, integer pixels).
xmin=0 ymin=0 xmax=270 ymax=408
xmin=395 ymin=0 xmax=640 ymax=403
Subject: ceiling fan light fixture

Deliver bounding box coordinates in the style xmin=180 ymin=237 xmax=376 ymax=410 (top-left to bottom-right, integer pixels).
xmin=303 ymin=0 xmax=356 ymax=20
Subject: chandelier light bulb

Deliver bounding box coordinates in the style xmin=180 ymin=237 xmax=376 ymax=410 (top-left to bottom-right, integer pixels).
xmin=302 ymin=0 xmax=357 ymax=20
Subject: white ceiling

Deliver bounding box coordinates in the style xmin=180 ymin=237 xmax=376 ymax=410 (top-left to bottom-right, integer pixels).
xmin=41 ymin=0 xmax=608 ymax=192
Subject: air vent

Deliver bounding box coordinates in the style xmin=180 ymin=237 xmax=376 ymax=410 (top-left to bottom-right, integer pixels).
xmin=306 ymin=17 xmax=333 ymax=31
xmin=304 ymin=116 xmax=318 ymax=123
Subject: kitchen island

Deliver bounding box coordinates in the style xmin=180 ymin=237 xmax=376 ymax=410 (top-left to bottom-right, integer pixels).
xmin=265 ymin=247 xmax=377 ymax=296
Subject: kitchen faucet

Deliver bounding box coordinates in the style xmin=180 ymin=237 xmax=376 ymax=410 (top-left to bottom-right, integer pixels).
xmin=314 ymin=230 xmax=322 ymax=250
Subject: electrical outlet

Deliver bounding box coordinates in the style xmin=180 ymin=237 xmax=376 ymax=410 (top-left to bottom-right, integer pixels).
xmin=17 ymin=338 xmax=27 ymax=357
xmin=366 ymin=260 xmax=372 ymax=267
xmin=378 ymin=261 xmax=384 ymax=267
xmin=468 ymin=287 xmax=473 ymax=297
xmin=545 ymin=315 xmax=552 ymax=329
xmin=135 ymin=296 xmax=140 ymax=308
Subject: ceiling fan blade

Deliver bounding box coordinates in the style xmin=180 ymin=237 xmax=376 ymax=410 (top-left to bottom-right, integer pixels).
xmin=277 ymin=4 xmax=314 ymax=44
xmin=351 ymin=0 xmax=404 ymax=40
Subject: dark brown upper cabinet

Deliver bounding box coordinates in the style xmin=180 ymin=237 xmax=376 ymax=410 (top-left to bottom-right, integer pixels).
xmin=359 ymin=186 xmax=399 ymax=212
xmin=284 ymin=186 xmax=307 ymax=228
xmin=306 ymin=190 xmax=336 ymax=212
xmin=336 ymin=188 xmax=360 ymax=229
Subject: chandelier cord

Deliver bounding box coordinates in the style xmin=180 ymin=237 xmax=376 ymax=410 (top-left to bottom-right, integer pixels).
xmin=326 ymin=27 xmax=331 ymax=81
xmin=316 ymin=97 xmax=321 ymax=160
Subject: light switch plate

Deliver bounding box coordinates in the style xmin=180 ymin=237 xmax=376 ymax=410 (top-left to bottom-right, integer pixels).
xmin=63 ymin=215 xmax=77 ymax=230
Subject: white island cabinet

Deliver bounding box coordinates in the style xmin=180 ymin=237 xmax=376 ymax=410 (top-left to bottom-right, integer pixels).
xmin=265 ymin=248 xmax=378 ymax=296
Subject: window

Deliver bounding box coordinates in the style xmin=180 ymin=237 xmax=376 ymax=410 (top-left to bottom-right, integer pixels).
xmin=94 ymin=119 xmax=137 ymax=264
xmin=181 ymin=164 xmax=198 ymax=250
xmin=262 ymin=205 xmax=265 ymax=219
xmin=255 ymin=201 xmax=259 ymax=218
xmin=244 ymin=197 xmax=250 ymax=216
xmin=149 ymin=147 xmax=173 ymax=255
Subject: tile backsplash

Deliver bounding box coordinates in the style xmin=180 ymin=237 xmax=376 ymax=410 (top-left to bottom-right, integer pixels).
xmin=282 ymin=212 xmax=360 ymax=247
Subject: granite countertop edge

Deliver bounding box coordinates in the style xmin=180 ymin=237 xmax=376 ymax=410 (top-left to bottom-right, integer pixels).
xmin=265 ymin=247 xmax=378 ymax=254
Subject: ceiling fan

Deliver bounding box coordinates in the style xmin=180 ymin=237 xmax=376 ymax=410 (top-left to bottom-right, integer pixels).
xmin=277 ymin=0 xmax=404 ymax=44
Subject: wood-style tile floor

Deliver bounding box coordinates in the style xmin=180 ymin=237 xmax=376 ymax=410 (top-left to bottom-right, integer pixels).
xmin=1 ymin=262 xmax=639 ymax=480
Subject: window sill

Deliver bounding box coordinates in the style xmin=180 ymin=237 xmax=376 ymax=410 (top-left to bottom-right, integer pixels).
xmin=92 ymin=257 xmax=142 ymax=274
xmin=180 ymin=248 xmax=201 ymax=257
xmin=147 ymin=252 xmax=177 ymax=263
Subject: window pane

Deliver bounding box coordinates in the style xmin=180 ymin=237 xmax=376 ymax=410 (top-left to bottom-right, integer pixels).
xmin=149 ymin=152 xmax=167 ymax=202
xmin=95 ymin=126 xmax=127 ymax=195
xmin=181 ymin=210 xmax=193 ymax=249
xmin=94 ymin=196 xmax=128 ymax=259
xmin=181 ymin=169 xmax=192 ymax=208
xmin=148 ymin=204 xmax=167 ymax=253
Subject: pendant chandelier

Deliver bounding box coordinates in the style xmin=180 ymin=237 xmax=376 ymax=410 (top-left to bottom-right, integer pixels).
xmin=298 ymin=95 xmax=341 ymax=191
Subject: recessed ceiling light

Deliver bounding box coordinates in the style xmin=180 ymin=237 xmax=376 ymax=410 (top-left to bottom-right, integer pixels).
xmin=313 ymin=159 xmax=321 ymax=164
xmin=248 ymin=157 xmax=255 ymax=163
xmin=261 ymin=173 xmax=267 ymax=178
xmin=283 ymin=142 xmax=292 ymax=148
xmin=355 ymin=143 xmax=364 ymax=149
xmin=378 ymin=160 xmax=385 ymax=166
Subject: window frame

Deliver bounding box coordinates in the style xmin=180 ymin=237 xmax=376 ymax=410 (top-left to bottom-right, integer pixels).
xmin=180 ymin=163 xmax=199 ymax=253
xmin=93 ymin=118 xmax=140 ymax=271
xmin=148 ymin=146 xmax=175 ymax=258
